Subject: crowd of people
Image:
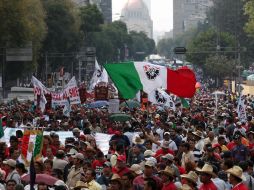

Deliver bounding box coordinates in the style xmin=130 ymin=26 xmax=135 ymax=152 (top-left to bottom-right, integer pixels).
xmin=0 ymin=89 xmax=253 ymax=190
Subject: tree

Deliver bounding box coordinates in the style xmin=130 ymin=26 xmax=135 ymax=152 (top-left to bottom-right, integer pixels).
xmin=39 ymin=0 xmax=81 ymax=74
xmin=244 ymin=0 xmax=254 ymax=36
xmin=0 ymin=0 xmax=46 ymax=80
xmin=129 ymin=31 xmax=155 ymax=61
xmin=186 ymin=29 xmax=235 ymax=66
xmin=205 ymin=55 xmax=235 ymax=86
xmin=79 ymin=4 xmax=104 ymax=45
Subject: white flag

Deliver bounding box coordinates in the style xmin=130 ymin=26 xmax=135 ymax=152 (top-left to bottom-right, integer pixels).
xmin=237 ymin=95 xmax=247 ymax=122
xmin=89 ymin=59 xmax=108 ymax=91
xmin=40 ymin=94 xmax=47 ymax=113
xmin=149 ymin=88 xmax=175 ymax=111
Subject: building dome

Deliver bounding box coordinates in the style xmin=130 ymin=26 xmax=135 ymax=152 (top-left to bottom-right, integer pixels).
xmin=124 ymin=0 xmax=147 ymax=10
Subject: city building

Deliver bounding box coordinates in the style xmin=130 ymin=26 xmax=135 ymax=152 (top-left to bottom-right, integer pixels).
xmin=121 ymin=0 xmax=153 ymax=38
xmin=143 ymin=0 xmax=151 ymax=16
xmin=173 ymin=0 xmax=213 ymax=38
xmin=73 ymin=0 xmax=112 ymax=23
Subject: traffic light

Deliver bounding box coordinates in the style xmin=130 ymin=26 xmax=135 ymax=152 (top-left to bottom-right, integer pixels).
xmin=174 ymin=47 xmax=187 ymax=54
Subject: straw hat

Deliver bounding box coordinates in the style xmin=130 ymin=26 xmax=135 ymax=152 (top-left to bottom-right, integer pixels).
xmin=181 ymin=184 xmax=192 ymax=190
xmin=132 ymin=136 xmax=145 ymax=145
xmin=159 ymin=166 xmax=174 ymax=177
xmin=226 ymin=166 xmax=246 ymax=181
xmin=181 ymin=171 xmax=198 ymax=185
xmin=110 ymin=174 xmax=122 ymax=183
xmin=196 ymin=164 xmax=216 ymax=177
xmin=130 ymin=164 xmax=143 ymax=175
xmin=192 ymin=130 xmax=203 ymax=138
xmin=74 ymin=181 xmax=87 ymax=189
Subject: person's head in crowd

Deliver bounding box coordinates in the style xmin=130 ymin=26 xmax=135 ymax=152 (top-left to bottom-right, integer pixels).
xmin=196 ymin=164 xmax=216 ymax=184
xmin=15 ymin=184 xmax=24 ymax=190
xmin=96 ymin=152 xmax=105 ymax=162
xmin=115 ymin=143 xmax=125 ymax=154
xmin=218 ymin=127 xmax=225 ymax=135
xmin=46 ymin=148 xmax=54 ymax=159
xmin=34 ymin=160 xmax=44 ymax=174
xmin=226 ymin=166 xmax=245 ymax=187
xmin=247 ymin=131 xmax=254 ymax=141
xmin=144 ymin=178 xmax=157 ymax=190
xmin=221 ymin=158 xmax=234 ymax=171
xmin=233 ymin=132 xmax=242 ymax=145
xmin=37 ymin=183 xmax=49 ymax=190
xmin=65 ymin=137 xmax=75 ymax=146
xmin=116 ymin=155 xmax=126 ymax=170
xmin=144 ymin=140 xmax=153 ymax=150
xmin=130 ymin=164 xmax=143 ymax=177
xmin=6 ymin=179 xmax=17 ymax=190
xmin=72 ymin=153 xmax=84 ymax=168
xmin=144 ymin=150 xmax=155 ymax=159
xmin=109 ymin=174 xmax=122 ymax=190
xmin=11 ymin=150 xmax=20 ymax=160
xmin=9 ymin=136 xmax=18 ymax=148
xmin=182 ymin=142 xmax=191 ymax=153
xmin=43 ymin=135 xmax=52 ymax=146
xmin=185 ymin=161 xmax=196 ymax=174
xmin=122 ymin=172 xmax=135 ymax=189
xmin=218 ymin=171 xmax=228 ymax=182
xmin=246 ymin=160 xmax=254 ymax=175
xmin=217 ymin=136 xmax=226 ymax=146
xmin=15 ymin=163 xmax=27 ymax=176
xmin=207 ymin=131 xmax=215 ymax=141
xmin=212 ymin=144 xmax=222 ymax=154
xmin=159 ymin=166 xmax=175 ymax=184
xmin=44 ymin=159 xmax=53 ymax=172
xmin=144 ymin=160 xmax=155 ymax=178
xmin=163 ymin=132 xmax=171 ymax=141
xmin=51 ymin=169 xmax=63 ymax=180
xmin=181 ymin=171 xmax=198 ymax=189
xmin=238 ymin=161 xmax=248 ymax=173
xmin=72 ymin=128 xmax=80 ymax=138
xmin=82 ymin=161 xmax=92 ymax=174
xmin=221 ymin=151 xmax=232 ymax=161
xmin=3 ymin=159 xmax=17 ymax=172
xmin=82 ymin=169 xmax=96 ymax=183
xmin=161 ymin=153 xmax=174 ymax=165
xmin=102 ymin=162 xmax=112 ymax=177
xmin=15 ymin=130 xmax=23 ymax=139
xmin=132 ymin=144 xmax=143 ymax=155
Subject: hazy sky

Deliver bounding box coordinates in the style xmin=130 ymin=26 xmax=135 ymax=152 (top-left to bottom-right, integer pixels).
xmin=112 ymin=0 xmax=173 ymax=32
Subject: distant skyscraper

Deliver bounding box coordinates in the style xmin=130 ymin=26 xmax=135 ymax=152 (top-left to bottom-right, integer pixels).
xmin=173 ymin=0 xmax=213 ymax=38
xmin=121 ymin=0 xmax=153 ymax=38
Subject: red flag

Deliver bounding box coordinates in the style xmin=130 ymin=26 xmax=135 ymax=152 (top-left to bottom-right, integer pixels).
xmin=166 ymin=67 xmax=196 ymax=98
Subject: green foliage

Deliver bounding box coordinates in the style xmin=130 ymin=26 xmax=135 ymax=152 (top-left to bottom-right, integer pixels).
xmin=80 ymin=4 xmax=104 ymax=34
xmin=244 ymin=0 xmax=254 ymax=36
xmin=205 ymin=55 xmax=236 ymax=78
xmin=40 ymin=0 xmax=81 ymax=72
xmin=186 ymin=29 xmax=235 ymax=66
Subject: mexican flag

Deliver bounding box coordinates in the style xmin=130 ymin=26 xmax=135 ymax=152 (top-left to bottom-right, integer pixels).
xmin=104 ymin=62 xmax=196 ymax=99
xmin=21 ymin=130 xmax=43 ymax=164
xmin=181 ymin=98 xmax=190 ymax=108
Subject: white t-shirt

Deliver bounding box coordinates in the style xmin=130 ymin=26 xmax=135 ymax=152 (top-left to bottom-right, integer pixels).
xmin=152 ymin=140 xmax=178 ymax=152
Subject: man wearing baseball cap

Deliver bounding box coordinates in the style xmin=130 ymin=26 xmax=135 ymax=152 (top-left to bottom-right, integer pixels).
xmin=133 ymin=160 xmax=162 ymax=190
xmin=112 ymin=155 xmax=129 ymax=177
xmin=66 ymin=153 xmax=84 ymax=189
xmin=4 ymin=159 xmax=20 ymax=184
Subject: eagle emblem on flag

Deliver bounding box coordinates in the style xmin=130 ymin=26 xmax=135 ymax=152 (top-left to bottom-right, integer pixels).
xmin=155 ymin=90 xmax=166 ymax=104
xmin=97 ymin=69 xmax=102 ymax=77
xmin=143 ymin=65 xmax=160 ymax=80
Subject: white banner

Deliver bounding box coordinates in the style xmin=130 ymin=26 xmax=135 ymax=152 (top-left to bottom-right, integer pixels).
xmin=31 ymin=76 xmax=80 ymax=107
xmin=237 ymin=95 xmax=247 ymax=122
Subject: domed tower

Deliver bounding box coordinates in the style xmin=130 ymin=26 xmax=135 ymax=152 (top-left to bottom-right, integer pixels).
xmin=121 ymin=0 xmax=153 ymax=38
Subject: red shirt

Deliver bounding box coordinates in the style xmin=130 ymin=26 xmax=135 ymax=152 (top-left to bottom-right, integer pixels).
xmin=154 ymin=149 xmax=174 ymax=161
xmin=199 ymin=181 xmax=217 ymax=190
xmin=112 ymin=167 xmax=130 ymax=177
xmin=232 ymin=183 xmax=248 ymax=190
xmin=162 ymin=182 xmax=177 ymax=190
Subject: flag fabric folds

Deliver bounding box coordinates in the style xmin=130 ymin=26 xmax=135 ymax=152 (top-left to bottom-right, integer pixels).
xmin=149 ymin=89 xmax=176 ymax=110
xmin=21 ymin=130 xmax=43 ymax=165
xmin=89 ymin=59 xmax=108 ymax=91
xmin=104 ymin=62 xmax=196 ymax=99
xmin=0 ymin=118 xmax=4 ymax=139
